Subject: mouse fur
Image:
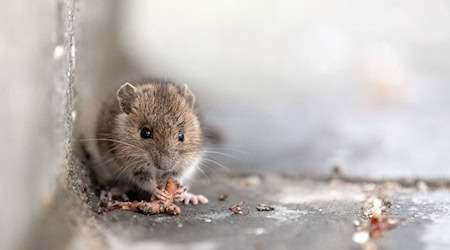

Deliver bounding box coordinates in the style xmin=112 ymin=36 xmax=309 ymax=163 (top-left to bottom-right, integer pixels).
xmin=92 ymin=80 xmax=204 ymax=202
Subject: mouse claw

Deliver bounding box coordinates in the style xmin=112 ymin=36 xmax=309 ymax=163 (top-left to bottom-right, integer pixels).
xmin=174 ymin=186 xmax=186 ymax=202
xmin=183 ymin=192 xmax=208 ymax=205
xmin=151 ymin=187 xmax=170 ymax=201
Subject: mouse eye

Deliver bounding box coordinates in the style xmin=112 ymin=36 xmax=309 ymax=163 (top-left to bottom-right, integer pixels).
xmin=140 ymin=127 xmax=153 ymax=139
xmin=178 ymin=130 xmax=184 ymax=142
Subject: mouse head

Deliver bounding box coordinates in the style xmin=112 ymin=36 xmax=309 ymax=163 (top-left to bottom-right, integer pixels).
xmin=112 ymin=81 xmax=203 ymax=185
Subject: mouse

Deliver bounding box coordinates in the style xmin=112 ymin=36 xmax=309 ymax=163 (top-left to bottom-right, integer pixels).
xmin=92 ymin=80 xmax=208 ymax=205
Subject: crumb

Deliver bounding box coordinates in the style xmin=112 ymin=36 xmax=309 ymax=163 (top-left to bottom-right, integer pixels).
xmin=256 ymin=203 xmax=275 ymax=211
xmin=218 ymin=193 xmax=228 ymax=201
xmin=229 ymin=201 xmax=249 ymax=215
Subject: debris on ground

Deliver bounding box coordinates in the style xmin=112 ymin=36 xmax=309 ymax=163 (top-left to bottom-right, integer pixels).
xmin=354 ymin=196 xmax=398 ymax=244
xmin=353 ymin=215 xmax=399 ymax=244
xmin=360 ymin=197 xmax=392 ymax=220
xmin=229 ymin=201 xmax=250 ymax=215
xmin=256 ymin=203 xmax=275 ymax=211
xmin=218 ymin=193 xmax=228 ymax=201
xmin=104 ymin=179 xmax=182 ymax=215
xmin=331 ymin=165 xmax=343 ymax=178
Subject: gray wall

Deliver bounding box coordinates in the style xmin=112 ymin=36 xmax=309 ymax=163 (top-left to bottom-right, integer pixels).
xmin=0 ymin=0 xmax=75 ymax=249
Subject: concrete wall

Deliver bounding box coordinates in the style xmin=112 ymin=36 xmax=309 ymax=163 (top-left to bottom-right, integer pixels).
xmin=0 ymin=0 xmax=75 ymax=249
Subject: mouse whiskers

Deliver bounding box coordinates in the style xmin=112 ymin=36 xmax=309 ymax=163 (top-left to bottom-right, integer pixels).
xmin=79 ymin=138 xmax=146 ymax=153
xmin=201 ymin=158 xmax=232 ymax=175
xmin=204 ymin=145 xmax=250 ymax=155
xmin=203 ymin=150 xmax=243 ymax=161
xmin=194 ymin=163 xmax=211 ymax=182
xmin=113 ymin=157 xmax=148 ymax=181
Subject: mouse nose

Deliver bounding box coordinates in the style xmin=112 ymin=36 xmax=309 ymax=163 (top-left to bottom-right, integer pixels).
xmin=158 ymin=153 xmax=173 ymax=170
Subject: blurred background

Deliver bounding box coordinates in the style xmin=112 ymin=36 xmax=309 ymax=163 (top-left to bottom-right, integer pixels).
xmin=76 ymin=0 xmax=450 ymax=179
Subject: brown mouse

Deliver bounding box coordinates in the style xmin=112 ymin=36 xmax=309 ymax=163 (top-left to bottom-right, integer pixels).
xmin=92 ymin=80 xmax=208 ymax=205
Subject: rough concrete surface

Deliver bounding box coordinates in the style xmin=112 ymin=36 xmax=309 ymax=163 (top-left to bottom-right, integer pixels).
xmin=62 ymin=160 xmax=450 ymax=250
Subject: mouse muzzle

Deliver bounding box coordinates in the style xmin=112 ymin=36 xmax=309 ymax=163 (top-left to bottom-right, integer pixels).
xmin=154 ymin=153 xmax=174 ymax=171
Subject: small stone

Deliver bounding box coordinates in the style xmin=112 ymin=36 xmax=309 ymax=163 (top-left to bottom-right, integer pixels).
xmin=384 ymin=201 xmax=392 ymax=208
xmin=218 ymin=193 xmax=228 ymax=201
xmin=352 ymin=230 xmax=370 ymax=244
xmin=353 ymin=220 xmax=361 ymax=227
xmin=204 ymin=218 xmax=212 ymax=223
xmin=256 ymin=203 xmax=275 ymax=211
xmin=177 ymin=223 xmax=183 ymax=228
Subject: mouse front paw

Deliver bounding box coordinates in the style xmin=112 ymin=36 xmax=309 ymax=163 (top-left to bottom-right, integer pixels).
xmin=183 ymin=192 xmax=208 ymax=205
xmin=151 ymin=187 xmax=170 ymax=201
xmin=173 ymin=186 xmax=186 ymax=202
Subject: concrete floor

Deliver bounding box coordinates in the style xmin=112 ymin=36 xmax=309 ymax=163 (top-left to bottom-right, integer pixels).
xmin=68 ymin=173 xmax=450 ymax=250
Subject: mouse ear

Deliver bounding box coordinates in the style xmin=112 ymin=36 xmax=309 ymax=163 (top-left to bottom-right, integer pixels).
xmin=116 ymin=82 xmax=138 ymax=114
xmin=182 ymin=84 xmax=196 ymax=109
